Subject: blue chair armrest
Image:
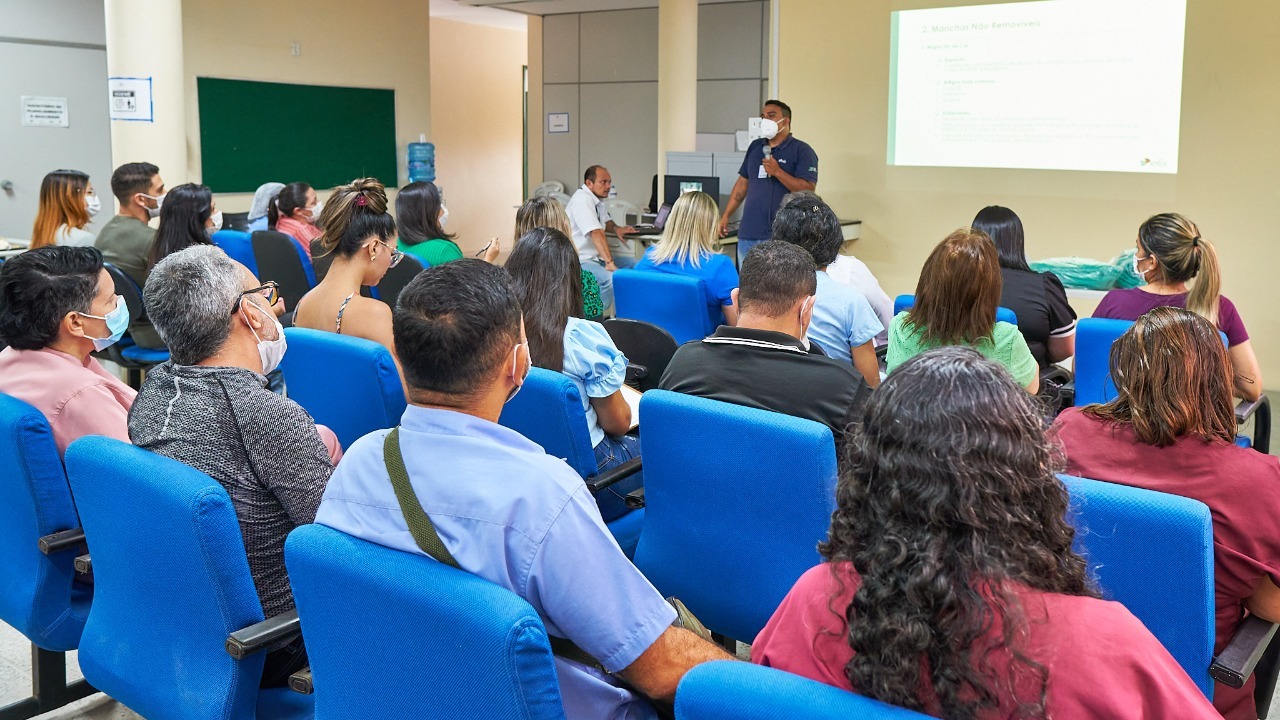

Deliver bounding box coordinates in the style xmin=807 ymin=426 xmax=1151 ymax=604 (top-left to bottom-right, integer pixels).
xmin=225 ymin=609 xmax=302 ymax=660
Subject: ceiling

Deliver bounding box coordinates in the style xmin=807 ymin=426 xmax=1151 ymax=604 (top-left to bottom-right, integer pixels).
xmin=432 ymin=0 xmax=530 ymax=29
xmin=458 ymin=0 xmax=759 ymax=16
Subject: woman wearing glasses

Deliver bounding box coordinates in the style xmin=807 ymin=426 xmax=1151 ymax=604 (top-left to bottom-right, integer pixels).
xmin=293 ymin=179 xmax=402 ymax=362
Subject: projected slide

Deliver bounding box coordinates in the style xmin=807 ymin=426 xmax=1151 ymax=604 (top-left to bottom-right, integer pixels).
xmin=887 ymin=0 xmax=1187 ymax=173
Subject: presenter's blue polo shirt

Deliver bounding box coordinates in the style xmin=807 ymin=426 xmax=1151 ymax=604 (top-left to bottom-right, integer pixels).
xmin=737 ymin=135 xmax=819 ymax=241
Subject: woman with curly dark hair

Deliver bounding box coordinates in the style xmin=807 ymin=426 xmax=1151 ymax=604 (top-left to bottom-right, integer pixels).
xmin=752 ymin=346 xmax=1217 ymax=719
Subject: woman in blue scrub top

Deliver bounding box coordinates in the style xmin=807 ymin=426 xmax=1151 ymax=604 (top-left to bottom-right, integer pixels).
xmin=635 ymin=191 xmax=739 ymax=326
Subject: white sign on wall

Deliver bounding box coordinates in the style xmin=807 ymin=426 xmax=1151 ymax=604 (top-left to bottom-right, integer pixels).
xmin=21 ymin=96 xmax=69 ymax=127
xmin=548 ymin=112 xmax=570 ymax=134
xmin=108 ymin=77 xmax=153 ymax=122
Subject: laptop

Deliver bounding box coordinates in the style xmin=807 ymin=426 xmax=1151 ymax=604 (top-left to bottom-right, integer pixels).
xmin=628 ymin=203 xmax=672 ymax=236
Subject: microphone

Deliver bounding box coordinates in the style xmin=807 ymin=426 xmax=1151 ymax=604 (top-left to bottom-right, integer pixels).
xmin=762 ymin=144 xmax=772 ymax=160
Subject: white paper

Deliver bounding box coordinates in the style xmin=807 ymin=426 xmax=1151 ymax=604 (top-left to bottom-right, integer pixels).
xmin=108 ymin=77 xmax=153 ymax=122
xmin=21 ymin=96 xmax=69 ymax=127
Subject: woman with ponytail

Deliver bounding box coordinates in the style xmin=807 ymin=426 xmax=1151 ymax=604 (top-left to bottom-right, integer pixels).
xmin=293 ymin=178 xmax=401 ymax=362
xmin=1093 ymin=213 xmax=1261 ymax=400
xmin=753 ymin=346 xmax=1219 ymax=719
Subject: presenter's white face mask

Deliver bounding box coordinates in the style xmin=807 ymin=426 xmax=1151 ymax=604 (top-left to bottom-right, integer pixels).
xmin=760 ymin=118 xmax=780 ymax=140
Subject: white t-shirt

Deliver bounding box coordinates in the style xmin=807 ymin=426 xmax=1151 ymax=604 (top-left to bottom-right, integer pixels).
xmin=56 ymin=224 xmax=96 ymax=247
xmin=566 ymin=184 xmax=610 ymax=263
xmin=827 ymin=253 xmax=893 ymax=347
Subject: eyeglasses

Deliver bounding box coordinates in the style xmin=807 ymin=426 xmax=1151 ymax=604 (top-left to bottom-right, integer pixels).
xmin=376 ymin=239 xmax=404 ymax=268
xmin=234 ymin=281 xmax=280 ymax=314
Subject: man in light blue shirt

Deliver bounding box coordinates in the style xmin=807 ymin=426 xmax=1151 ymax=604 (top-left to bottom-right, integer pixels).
xmin=773 ymin=193 xmax=883 ymax=389
xmin=315 ymin=259 xmax=731 ymax=719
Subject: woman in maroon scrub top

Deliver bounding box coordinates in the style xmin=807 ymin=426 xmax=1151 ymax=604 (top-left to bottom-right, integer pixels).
xmin=753 ymin=346 xmax=1218 ymax=719
xmin=1054 ymin=306 xmax=1280 ymax=720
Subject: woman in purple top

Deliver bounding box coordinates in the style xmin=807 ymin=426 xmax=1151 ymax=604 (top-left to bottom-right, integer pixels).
xmin=1093 ymin=212 xmax=1262 ymax=400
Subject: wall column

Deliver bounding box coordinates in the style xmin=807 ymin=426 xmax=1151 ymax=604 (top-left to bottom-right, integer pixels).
xmin=657 ymin=0 xmax=698 ymax=198
xmin=104 ymin=0 xmax=188 ymax=197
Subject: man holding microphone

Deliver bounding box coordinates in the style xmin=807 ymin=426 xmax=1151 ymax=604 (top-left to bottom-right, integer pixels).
xmin=719 ymin=100 xmax=819 ymax=264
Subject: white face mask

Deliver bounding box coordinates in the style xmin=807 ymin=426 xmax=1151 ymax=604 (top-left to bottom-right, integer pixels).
xmin=85 ymin=194 xmax=101 ymax=218
xmin=140 ymin=192 xmax=166 ymax=219
xmin=241 ymin=298 xmax=287 ymax=375
xmin=439 ymin=206 xmax=449 ymax=228
xmin=760 ymin=118 xmax=780 ymax=140
xmin=306 ymin=200 xmax=324 ymax=226
xmin=505 ymin=342 xmax=532 ymax=403
xmin=1132 ymin=253 xmax=1151 ymax=280
xmin=209 ymin=210 xmax=224 ymax=232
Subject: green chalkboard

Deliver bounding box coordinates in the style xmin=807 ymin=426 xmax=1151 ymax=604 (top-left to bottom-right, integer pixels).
xmin=197 ymin=77 xmax=398 ymax=193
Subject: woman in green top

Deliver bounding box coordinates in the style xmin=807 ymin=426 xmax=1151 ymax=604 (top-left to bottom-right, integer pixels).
xmin=395 ymin=181 xmax=501 ymax=266
xmin=886 ymin=228 xmax=1039 ymax=393
xmin=515 ymin=196 xmax=605 ymax=320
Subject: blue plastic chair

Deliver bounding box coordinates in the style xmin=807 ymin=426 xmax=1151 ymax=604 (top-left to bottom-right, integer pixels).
xmin=64 ymin=437 xmax=314 ymax=719
xmin=285 ymin=524 xmax=566 ymax=719
xmin=213 ymin=229 xmax=260 ymax=276
xmin=893 ymin=293 xmax=1018 ymax=326
xmin=0 ymin=394 xmax=96 ymax=717
xmin=614 ymin=269 xmax=718 ymax=344
xmin=497 ymin=367 xmax=644 ymax=556
xmin=278 ymin=328 xmax=406 ymax=450
xmin=1060 ymin=474 xmax=1216 ymax=698
xmin=102 ymin=262 xmax=169 ymax=370
xmin=633 ymin=390 xmax=837 ymax=643
xmin=676 ymin=661 xmax=934 ymax=720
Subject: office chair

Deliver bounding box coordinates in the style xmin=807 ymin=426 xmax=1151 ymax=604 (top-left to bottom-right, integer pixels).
xmin=602 ymin=318 xmax=679 ymax=392
xmin=633 ymin=390 xmax=837 ymax=644
xmin=100 ymin=263 xmax=169 ymax=388
xmin=64 ymin=436 xmax=313 ymax=719
xmin=212 ymin=229 xmax=260 ymax=276
xmin=375 ymin=253 xmax=426 ymax=310
xmin=614 ymin=269 xmax=718 ymax=345
xmin=0 ymin=394 xmax=97 ymax=718
xmin=675 ymin=661 xmax=934 ymax=720
xmin=252 ymin=231 xmax=316 ymax=310
xmin=285 ymin=524 xmax=567 ymax=719
xmin=221 ymin=211 xmax=251 ymax=233
xmin=278 ymin=328 xmax=406 ymax=450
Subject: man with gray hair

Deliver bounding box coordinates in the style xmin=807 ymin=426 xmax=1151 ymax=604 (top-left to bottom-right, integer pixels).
xmin=129 ymin=245 xmax=338 ymax=687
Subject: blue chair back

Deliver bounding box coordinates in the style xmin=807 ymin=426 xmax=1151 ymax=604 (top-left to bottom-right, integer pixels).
xmin=893 ymin=294 xmax=1017 ymax=326
xmin=634 ymin=391 xmax=837 ymax=642
xmin=676 ymin=661 xmax=934 ymax=720
xmin=64 ymin=436 xmax=310 ymax=718
xmin=0 ymin=394 xmax=87 ymax=651
xmin=614 ymin=269 xmax=717 ymax=344
xmin=279 ymin=328 xmax=406 ymax=449
xmin=286 ymin=524 xmax=566 ymax=719
xmin=1060 ymin=474 xmax=1216 ymax=697
xmin=497 ymin=367 xmax=597 ymax=478
xmin=213 ymin=229 xmax=260 ymax=276
xmin=1073 ymin=318 xmax=1229 ymax=407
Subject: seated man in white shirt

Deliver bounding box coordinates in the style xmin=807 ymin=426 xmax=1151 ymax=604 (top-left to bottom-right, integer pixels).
xmin=566 ymin=165 xmax=636 ymax=311
xmin=315 ymin=259 xmax=732 ymax=719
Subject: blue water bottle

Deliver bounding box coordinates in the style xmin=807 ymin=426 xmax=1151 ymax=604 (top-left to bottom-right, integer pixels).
xmin=408 ymin=135 xmax=435 ymax=183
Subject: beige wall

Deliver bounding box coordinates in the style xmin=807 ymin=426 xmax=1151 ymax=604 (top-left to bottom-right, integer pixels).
xmin=182 ymin=0 xmax=432 ymax=211
xmin=430 ymin=18 xmax=528 ymax=258
xmin=780 ymin=0 xmax=1280 ymax=388
xmin=527 ymin=15 xmax=543 ymax=197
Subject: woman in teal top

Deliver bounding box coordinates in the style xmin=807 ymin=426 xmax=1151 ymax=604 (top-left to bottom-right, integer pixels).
xmin=395 ymin=181 xmax=500 ymax=266
xmin=886 ymin=228 xmax=1039 ymax=392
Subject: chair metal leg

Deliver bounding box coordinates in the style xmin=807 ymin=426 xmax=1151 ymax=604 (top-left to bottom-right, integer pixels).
xmin=0 ymin=645 xmax=98 ymax=720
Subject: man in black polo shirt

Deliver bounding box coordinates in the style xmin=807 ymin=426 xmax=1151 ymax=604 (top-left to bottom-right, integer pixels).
xmin=659 ymin=241 xmax=871 ymax=445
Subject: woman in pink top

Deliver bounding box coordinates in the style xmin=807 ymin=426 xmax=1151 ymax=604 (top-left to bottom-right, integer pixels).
xmin=268 ymin=181 xmax=323 ymax=259
xmin=0 ymin=246 xmax=136 ymax=454
xmin=1053 ymin=306 xmax=1280 ymax=720
xmin=753 ymin=346 xmax=1218 ymax=719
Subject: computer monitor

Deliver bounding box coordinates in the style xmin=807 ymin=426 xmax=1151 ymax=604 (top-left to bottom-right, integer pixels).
xmin=663 ymin=175 xmax=720 ymax=207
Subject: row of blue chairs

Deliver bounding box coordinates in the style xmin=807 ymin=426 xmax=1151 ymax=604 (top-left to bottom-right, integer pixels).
xmin=3 ymin=372 xmax=1276 ymax=717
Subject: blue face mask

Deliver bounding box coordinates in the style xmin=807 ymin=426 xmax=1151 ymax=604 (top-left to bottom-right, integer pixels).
xmin=80 ymin=295 xmax=130 ymax=351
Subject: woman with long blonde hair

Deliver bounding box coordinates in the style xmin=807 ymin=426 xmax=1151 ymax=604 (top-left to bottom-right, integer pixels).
xmin=1093 ymin=212 xmax=1261 ymax=400
xmin=635 ymin=190 xmax=739 ymax=325
xmin=30 ymin=170 xmax=99 ymax=249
